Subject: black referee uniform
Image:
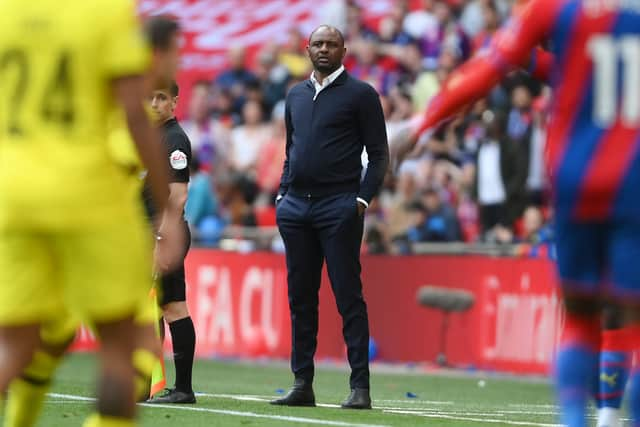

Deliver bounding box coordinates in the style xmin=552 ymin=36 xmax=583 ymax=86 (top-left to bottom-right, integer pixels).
xmin=144 ymin=117 xmax=193 ymax=304
xmin=144 ymin=116 xmax=196 ymax=403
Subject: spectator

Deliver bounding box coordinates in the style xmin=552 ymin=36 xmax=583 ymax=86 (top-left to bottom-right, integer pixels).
xmin=384 ymin=171 xmax=418 ymax=241
xmin=475 ymin=110 xmax=508 ymax=234
xmin=363 ymin=198 xmax=390 ymax=254
xmin=424 ymin=116 xmax=464 ymax=165
xmin=217 ymin=173 xmax=258 ymax=227
xmin=418 ymin=1 xmax=470 ymax=70
xmin=522 ymin=205 xmax=553 ymax=244
xmin=378 ymin=2 xmax=413 ymax=47
xmin=254 ymin=43 xmax=291 ymax=113
xmin=421 ymin=187 xmax=462 ymax=242
xmin=211 ymin=86 xmax=241 ymax=128
xmin=185 ymin=157 xmax=219 ymax=231
xmin=181 ymin=81 xmax=230 ymax=172
xmin=229 ymin=99 xmax=271 ymax=173
xmin=215 ymin=45 xmax=258 ymax=114
xmin=344 ymin=1 xmax=378 ymax=42
xmin=350 ymin=37 xmax=397 ymax=95
xmin=526 ymin=92 xmax=549 ymax=206
xmin=322 ymin=0 xmax=349 ymax=33
xmin=279 ymin=27 xmax=311 ymax=79
xmin=411 ymin=46 xmax=459 ymax=113
xmin=502 ymin=84 xmax=534 ymax=226
xmin=402 ymin=0 xmax=438 ymax=41
xmin=471 ymin=1 xmax=501 ymax=53
xmin=255 ymin=101 xmax=287 ymax=198
xmin=460 ymin=0 xmax=509 ymax=38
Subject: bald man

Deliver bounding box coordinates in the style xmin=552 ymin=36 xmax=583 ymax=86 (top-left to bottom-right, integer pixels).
xmin=271 ymin=25 xmax=389 ymax=409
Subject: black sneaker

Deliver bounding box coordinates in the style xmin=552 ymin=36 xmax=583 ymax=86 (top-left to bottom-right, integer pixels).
xmin=146 ymin=388 xmax=196 ymax=404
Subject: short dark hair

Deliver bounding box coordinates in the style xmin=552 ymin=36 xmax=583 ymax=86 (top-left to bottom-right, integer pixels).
xmin=144 ymin=15 xmax=180 ymax=50
xmin=309 ymin=25 xmax=345 ymax=46
xmin=169 ymin=81 xmax=179 ymax=97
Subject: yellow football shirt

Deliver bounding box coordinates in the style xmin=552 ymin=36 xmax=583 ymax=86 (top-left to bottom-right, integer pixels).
xmin=0 ymin=0 xmax=150 ymax=230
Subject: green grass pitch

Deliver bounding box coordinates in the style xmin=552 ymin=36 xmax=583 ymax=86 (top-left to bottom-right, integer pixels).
xmin=6 ymin=354 xmax=610 ymax=426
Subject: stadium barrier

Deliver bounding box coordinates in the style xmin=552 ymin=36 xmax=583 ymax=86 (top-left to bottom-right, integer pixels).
xmin=72 ymin=249 xmax=562 ymax=375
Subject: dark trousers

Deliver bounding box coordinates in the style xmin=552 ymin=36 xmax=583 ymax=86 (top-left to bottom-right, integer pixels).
xmin=276 ymin=192 xmax=370 ymax=389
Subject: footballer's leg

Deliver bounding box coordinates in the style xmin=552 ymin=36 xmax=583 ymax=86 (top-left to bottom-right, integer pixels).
xmin=609 ymin=218 xmax=640 ymax=427
xmin=0 ymin=326 xmax=40 ymax=394
xmin=60 ymin=219 xmax=152 ymax=427
xmin=3 ymin=316 xmax=76 ymax=427
xmin=133 ymin=291 xmax=163 ymax=402
xmin=553 ymin=219 xmax=604 ymax=427
xmin=555 ymin=296 xmax=601 ymax=427
xmin=596 ymin=307 xmax=631 ymax=427
xmin=93 ymin=318 xmax=137 ymax=420
xmin=0 ymin=232 xmax=61 ymax=404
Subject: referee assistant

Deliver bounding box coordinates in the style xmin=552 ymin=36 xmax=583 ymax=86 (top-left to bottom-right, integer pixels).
xmin=145 ymin=82 xmax=197 ymax=404
xmin=271 ymin=25 xmax=389 ymax=409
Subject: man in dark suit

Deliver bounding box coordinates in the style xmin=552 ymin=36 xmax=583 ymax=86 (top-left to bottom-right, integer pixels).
xmin=271 ymin=25 xmax=389 ymax=410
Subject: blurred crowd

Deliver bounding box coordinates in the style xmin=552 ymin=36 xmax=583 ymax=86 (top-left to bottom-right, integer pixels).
xmin=182 ymin=0 xmax=554 ymax=254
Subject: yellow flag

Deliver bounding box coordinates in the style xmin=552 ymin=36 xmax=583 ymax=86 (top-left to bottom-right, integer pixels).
xmin=149 ymin=287 xmax=166 ymax=397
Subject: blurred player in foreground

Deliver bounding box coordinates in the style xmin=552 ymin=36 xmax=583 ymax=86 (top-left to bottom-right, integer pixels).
xmin=394 ymin=1 xmax=640 ymax=426
xmin=0 ymin=3 xmax=184 ymax=427
xmin=2 ymin=14 xmax=183 ymax=427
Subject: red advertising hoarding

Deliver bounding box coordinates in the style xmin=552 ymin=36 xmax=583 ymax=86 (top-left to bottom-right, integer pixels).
xmin=73 ymin=250 xmax=561 ymax=374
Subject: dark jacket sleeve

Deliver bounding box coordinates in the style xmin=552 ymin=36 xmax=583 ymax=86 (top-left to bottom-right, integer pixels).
xmin=357 ymin=86 xmax=389 ymax=203
xmin=278 ymin=96 xmax=293 ymax=196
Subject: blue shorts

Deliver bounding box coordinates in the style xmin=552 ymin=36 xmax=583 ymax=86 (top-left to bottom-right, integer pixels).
xmin=555 ymin=216 xmax=640 ymax=300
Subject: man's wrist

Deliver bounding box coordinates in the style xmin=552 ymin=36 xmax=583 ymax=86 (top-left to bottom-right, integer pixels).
xmin=356 ymin=197 xmax=369 ymax=208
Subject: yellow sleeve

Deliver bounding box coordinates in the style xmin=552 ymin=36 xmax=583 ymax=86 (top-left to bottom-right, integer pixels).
xmin=101 ymin=0 xmax=150 ymax=79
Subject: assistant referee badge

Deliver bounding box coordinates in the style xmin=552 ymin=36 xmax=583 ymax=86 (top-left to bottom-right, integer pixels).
xmin=170 ymin=150 xmax=188 ymax=170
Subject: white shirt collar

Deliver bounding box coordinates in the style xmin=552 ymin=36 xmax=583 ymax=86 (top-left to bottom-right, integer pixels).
xmin=310 ymin=65 xmax=345 ymax=100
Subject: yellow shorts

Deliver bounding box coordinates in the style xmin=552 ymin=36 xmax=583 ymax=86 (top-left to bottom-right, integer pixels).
xmin=0 ymin=220 xmax=153 ymax=326
xmin=40 ymin=313 xmax=79 ymax=346
xmin=38 ymin=290 xmax=158 ymax=347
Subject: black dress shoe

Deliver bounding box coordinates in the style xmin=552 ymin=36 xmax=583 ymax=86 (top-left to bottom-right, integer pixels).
xmin=270 ymin=379 xmax=316 ymax=407
xmin=146 ymin=388 xmax=196 ymax=404
xmin=341 ymin=388 xmax=371 ymax=409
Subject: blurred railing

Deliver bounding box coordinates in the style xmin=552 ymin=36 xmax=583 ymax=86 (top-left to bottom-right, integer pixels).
xmin=191 ymin=225 xmax=551 ymax=258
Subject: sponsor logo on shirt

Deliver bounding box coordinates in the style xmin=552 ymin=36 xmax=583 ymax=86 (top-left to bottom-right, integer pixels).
xmin=170 ymin=150 xmax=188 ymax=170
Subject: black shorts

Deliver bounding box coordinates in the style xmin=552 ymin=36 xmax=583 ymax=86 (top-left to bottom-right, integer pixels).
xmin=160 ymin=223 xmax=191 ymax=306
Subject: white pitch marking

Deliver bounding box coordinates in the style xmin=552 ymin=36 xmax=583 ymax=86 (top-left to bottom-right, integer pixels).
xmin=373 ymin=399 xmax=454 ymax=405
xmin=508 ymin=403 xmax=559 ymax=409
xmin=196 ymin=392 xmax=453 ymax=407
xmin=48 ymin=393 xmax=94 ymax=402
xmin=195 ymin=392 xmax=561 ymax=420
xmin=47 ymin=393 xmax=389 ymax=427
xmin=196 ymin=393 xmax=341 ymax=408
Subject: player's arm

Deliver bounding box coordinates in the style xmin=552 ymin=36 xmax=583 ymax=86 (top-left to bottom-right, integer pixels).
xmin=113 ymin=76 xmax=170 ymax=212
xmin=406 ymin=0 xmax=557 ymax=148
xmin=527 ymin=47 xmax=554 ymax=82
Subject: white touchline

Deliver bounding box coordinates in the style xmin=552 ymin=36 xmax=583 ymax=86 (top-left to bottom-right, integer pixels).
xmin=196 ymin=392 xmax=453 ymax=408
xmin=49 ymin=393 xmax=94 ymax=402
xmin=196 ymin=393 xmax=453 ymax=405
xmin=47 ymin=393 xmax=389 ymax=427
xmin=508 ymin=403 xmax=559 ymax=408
xmin=196 ymin=393 xmax=342 ymax=408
